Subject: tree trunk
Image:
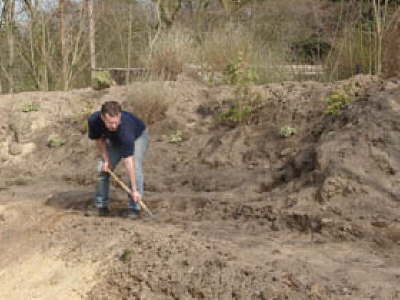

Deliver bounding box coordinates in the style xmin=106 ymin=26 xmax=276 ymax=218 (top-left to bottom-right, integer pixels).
xmin=6 ymin=0 xmax=15 ymax=93
xmin=87 ymin=0 xmax=96 ymax=84
xmin=40 ymin=12 xmax=48 ymax=91
xmin=126 ymin=3 xmax=133 ymax=85
xmin=382 ymin=7 xmax=400 ymax=78
xmin=29 ymin=3 xmax=38 ymax=89
xmin=60 ymin=0 xmax=68 ymax=90
xmin=372 ymin=0 xmax=390 ymax=75
xmin=66 ymin=1 xmax=89 ymax=87
xmin=0 ymin=64 xmax=2 ymax=93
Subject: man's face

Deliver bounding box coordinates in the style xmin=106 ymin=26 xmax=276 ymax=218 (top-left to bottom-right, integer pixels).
xmin=101 ymin=113 xmax=121 ymax=131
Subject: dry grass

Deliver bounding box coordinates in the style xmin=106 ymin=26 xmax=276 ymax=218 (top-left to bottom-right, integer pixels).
xmin=141 ymin=20 xmax=299 ymax=85
xmin=179 ymin=24 xmax=296 ymax=84
xmin=325 ymin=25 xmax=378 ymax=80
xmin=124 ymin=84 xmax=170 ymax=125
xmin=197 ymin=24 xmax=255 ymax=72
xmin=142 ymin=28 xmax=197 ymax=81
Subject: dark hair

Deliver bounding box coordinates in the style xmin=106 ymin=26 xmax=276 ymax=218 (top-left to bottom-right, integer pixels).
xmin=101 ymin=101 xmax=122 ymax=117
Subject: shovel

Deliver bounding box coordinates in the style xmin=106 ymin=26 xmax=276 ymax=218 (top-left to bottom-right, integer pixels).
xmin=107 ymin=169 xmax=153 ymax=218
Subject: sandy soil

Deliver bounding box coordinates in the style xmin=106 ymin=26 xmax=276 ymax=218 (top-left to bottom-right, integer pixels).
xmin=1 ymin=76 xmax=400 ymax=299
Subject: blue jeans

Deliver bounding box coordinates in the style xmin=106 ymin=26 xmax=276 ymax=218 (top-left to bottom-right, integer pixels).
xmin=95 ymin=129 xmax=149 ymax=211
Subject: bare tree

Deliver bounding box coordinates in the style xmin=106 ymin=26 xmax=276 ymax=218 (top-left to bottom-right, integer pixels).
xmin=60 ymin=0 xmax=67 ymax=90
xmin=2 ymin=0 xmax=16 ymax=93
xmin=87 ymin=0 xmax=95 ymax=84
xmin=126 ymin=1 xmax=133 ymax=84
xmin=63 ymin=1 xmax=90 ymax=89
xmin=40 ymin=11 xmax=48 ymax=90
xmin=382 ymin=6 xmax=400 ymax=77
xmin=372 ymin=0 xmax=392 ymax=75
xmin=17 ymin=0 xmax=49 ymax=90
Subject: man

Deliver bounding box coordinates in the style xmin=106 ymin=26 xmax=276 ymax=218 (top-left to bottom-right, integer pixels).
xmin=88 ymin=101 xmax=149 ymax=217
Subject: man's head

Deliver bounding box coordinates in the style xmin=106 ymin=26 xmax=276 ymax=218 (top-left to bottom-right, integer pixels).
xmin=101 ymin=101 xmax=122 ymax=131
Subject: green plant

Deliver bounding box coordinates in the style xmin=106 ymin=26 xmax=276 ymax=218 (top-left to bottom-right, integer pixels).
xmin=324 ymin=90 xmax=353 ymax=115
xmin=217 ymin=51 xmax=261 ymax=126
xmin=224 ymin=51 xmax=258 ymax=85
xmin=21 ymin=103 xmax=40 ymax=113
xmin=280 ymin=126 xmax=297 ymax=138
xmin=47 ymin=134 xmax=66 ymax=148
xmin=92 ymin=71 xmax=114 ymax=90
xmin=168 ymin=130 xmax=184 ymax=144
xmin=119 ymin=249 xmax=133 ymax=263
xmin=218 ymin=105 xmax=253 ymax=124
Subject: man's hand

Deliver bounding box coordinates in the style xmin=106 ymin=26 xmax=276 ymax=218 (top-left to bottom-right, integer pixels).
xmin=95 ymin=138 xmax=111 ymax=173
xmin=131 ymin=189 xmax=141 ymax=203
xmin=102 ymin=160 xmax=111 ymax=172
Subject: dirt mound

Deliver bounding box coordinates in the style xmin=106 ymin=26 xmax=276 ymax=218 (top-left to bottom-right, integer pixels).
xmin=1 ymin=76 xmax=400 ymax=299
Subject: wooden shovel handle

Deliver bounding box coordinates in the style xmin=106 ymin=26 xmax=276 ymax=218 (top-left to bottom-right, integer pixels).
xmin=107 ymin=169 xmax=153 ymax=217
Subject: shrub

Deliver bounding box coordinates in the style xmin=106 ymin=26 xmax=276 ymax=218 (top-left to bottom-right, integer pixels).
xmin=224 ymin=51 xmax=258 ymax=85
xmin=218 ymin=105 xmax=253 ymax=125
xmin=324 ymin=90 xmax=353 ymax=115
xmin=144 ymin=28 xmax=196 ymax=81
xmin=124 ymin=84 xmax=169 ymax=125
xmin=92 ymin=71 xmax=114 ymax=90
xmin=199 ymin=25 xmax=255 ymax=73
xmin=217 ymin=51 xmax=262 ymax=127
xmin=291 ymin=36 xmax=331 ymax=64
xmin=21 ymin=103 xmax=40 ymax=113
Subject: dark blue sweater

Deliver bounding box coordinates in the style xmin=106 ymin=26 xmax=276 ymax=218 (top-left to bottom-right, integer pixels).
xmin=88 ymin=111 xmax=146 ymax=157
